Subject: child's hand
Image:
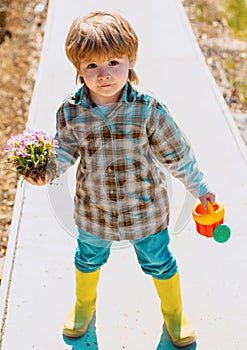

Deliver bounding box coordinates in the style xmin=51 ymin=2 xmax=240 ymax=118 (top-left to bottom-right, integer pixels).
xmin=23 ymin=175 xmax=48 ymax=186
xmin=199 ymin=191 xmax=216 ymax=210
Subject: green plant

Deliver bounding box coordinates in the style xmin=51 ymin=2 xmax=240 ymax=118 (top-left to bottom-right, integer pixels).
xmin=226 ymin=58 xmax=236 ymax=70
xmin=193 ymin=0 xmax=212 ymax=23
xmin=234 ymin=81 xmax=247 ymax=104
xmin=223 ymin=0 xmax=247 ymax=37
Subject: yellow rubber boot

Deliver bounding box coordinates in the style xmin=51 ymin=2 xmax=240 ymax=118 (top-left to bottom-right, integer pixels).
xmin=63 ymin=268 xmax=100 ymax=338
xmin=153 ymin=271 xmax=196 ymax=347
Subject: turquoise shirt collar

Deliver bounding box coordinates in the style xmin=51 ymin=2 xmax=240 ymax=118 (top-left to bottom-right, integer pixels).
xmin=68 ymin=82 xmax=136 ymax=108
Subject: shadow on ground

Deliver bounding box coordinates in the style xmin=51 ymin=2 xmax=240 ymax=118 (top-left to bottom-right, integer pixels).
xmin=63 ymin=316 xmax=197 ymax=350
xmin=63 ymin=314 xmax=98 ymax=349
xmin=156 ymin=324 xmax=197 ymax=349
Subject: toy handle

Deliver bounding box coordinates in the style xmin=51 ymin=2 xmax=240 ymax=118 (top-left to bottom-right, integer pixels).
xmin=207 ymin=200 xmax=215 ymax=214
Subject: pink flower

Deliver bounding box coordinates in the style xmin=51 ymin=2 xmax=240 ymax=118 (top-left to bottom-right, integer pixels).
xmin=4 ymin=129 xmax=57 ymax=177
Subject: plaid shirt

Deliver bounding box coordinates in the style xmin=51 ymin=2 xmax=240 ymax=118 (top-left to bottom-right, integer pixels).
xmin=53 ymin=83 xmax=209 ymax=241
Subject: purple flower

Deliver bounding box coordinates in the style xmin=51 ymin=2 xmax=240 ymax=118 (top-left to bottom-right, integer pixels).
xmin=15 ymin=146 xmax=27 ymax=158
xmin=4 ymin=129 xmax=57 ymax=176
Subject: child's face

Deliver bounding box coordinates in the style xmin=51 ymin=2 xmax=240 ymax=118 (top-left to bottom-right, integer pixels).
xmin=79 ymin=55 xmax=134 ymax=105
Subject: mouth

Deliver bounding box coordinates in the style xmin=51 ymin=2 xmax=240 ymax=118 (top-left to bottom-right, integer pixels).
xmin=99 ymin=84 xmax=112 ymax=88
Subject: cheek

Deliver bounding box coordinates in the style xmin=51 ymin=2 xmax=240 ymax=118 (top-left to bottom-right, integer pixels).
xmin=80 ymin=71 xmax=94 ymax=84
xmin=117 ymin=67 xmax=129 ymax=81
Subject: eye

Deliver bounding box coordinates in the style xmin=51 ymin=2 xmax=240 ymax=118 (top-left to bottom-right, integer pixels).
xmin=87 ymin=63 xmax=97 ymax=69
xmin=109 ymin=60 xmax=119 ymax=66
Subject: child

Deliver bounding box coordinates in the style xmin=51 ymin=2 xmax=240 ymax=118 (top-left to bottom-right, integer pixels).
xmin=26 ymin=11 xmax=215 ymax=347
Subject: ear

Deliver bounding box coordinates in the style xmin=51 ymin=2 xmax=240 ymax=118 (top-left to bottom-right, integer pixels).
xmin=76 ymin=70 xmax=84 ymax=84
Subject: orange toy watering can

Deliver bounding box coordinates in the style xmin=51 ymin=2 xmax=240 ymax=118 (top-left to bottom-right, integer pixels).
xmin=192 ymin=201 xmax=231 ymax=243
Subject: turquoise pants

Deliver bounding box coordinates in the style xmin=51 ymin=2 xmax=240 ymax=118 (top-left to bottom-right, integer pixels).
xmin=75 ymin=227 xmax=178 ymax=280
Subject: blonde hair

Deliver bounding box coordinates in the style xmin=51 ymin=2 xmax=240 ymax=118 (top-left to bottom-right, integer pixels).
xmin=65 ymin=11 xmax=139 ymax=85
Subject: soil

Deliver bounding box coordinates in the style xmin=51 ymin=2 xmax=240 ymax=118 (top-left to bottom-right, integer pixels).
xmin=0 ymin=0 xmax=48 ymax=275
xmin=0 ymin=0 xmax=246 ymax=280
xmin=182 ymin=0 xmax=247 ymax=141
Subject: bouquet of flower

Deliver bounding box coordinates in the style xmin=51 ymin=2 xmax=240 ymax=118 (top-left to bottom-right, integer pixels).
xmin=4 ymin=129 xmax=58 ymax=182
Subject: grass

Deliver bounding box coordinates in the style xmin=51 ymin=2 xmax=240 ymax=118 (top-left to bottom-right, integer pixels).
xmin=222 ymin=0 xmax=247 ymax=102
xmin=192 ymin=0 xmax=217 ymax=23
xmin=194 ymin=1 xmax=210 ymax=22
xmin=192 ymin=0 xmax=247 ymax=38
xmin=220 ymin=57 xmax=247 ymax=104
xmin=234 ymin=81 xmax=247 ymax=104
xmin=223 ymin=0 xmax=247 ymax=38
xmin=185 ymin=0 xmax=247 ymax=108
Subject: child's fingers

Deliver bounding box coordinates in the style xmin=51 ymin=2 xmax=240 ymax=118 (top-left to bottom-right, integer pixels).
xmin=199 ymin=192 xmax=216 ymax=210
xmin=23 ymin=176 xmax=47 ymax=186
xmin=206 ymin=192 xmax=216 ymax=205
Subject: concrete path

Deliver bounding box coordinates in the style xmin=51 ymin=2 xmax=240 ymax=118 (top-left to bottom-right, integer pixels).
xmin=1 ymin=1 xmax=247 ymax=349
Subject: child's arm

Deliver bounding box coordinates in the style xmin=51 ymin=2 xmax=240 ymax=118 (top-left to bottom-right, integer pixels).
xmin=149 ymin=109 xmax=215 ymax=204
xmin=52 ymin=105 xmax=79 ymax=177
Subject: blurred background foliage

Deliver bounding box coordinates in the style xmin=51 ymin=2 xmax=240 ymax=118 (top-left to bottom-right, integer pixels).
xmin=223 ymin=0 xmax=247 ymax=37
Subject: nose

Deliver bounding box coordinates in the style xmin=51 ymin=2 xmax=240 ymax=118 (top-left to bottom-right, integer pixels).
xmin=98 ymin=66 xmax=110 ymax=80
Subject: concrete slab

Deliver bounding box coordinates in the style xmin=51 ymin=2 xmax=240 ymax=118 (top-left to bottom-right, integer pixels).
xmin=0 ymin=0 xmax=247 ymax=349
